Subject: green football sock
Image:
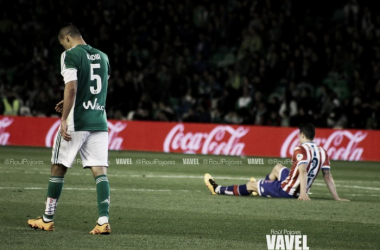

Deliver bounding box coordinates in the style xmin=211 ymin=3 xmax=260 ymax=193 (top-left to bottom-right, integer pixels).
xmin=44 ymin=176 xmax=64 ymax=221
xmin=95 ymin=175 xmax=110 ymax=218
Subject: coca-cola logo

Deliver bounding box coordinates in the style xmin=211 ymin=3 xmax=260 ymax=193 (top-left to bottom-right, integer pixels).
xmin=164 ymin=124 xmax=249 ymax=155
xmin=281 ymin=129 xmax=367 ymax=161
xmin=0 ymin=117 xmax=14 ymax=145
xmin=45 ymin=120 xmax=61 ymax=147
xmin=107 ymin=121 xmax=127 ymax=150
xmin=45 ymin=120 xmax=127 ymax=150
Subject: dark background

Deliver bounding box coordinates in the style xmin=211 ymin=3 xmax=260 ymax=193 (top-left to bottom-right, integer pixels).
xmin=1 ymin=0 xmax=379 ymax=129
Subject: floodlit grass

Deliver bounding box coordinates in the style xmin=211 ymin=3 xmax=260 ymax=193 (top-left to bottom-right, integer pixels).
xmin=0 ymin=146 xmax=379 ymax=249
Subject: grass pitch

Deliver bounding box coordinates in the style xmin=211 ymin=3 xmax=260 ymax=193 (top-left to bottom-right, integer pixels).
xmin=0 ymin=146 xmax=379 ymax=250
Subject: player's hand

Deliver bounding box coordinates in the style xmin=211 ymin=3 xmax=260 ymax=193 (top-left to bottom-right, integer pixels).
xmin=60 ymin=120 xmax=72 ymax=141
xmin=55 ymin=100 xmax=64 ymax=113
xmin=298 ymin=193 xmax=310 ymax=201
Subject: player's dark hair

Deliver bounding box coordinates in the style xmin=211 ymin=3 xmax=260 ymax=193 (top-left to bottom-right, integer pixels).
xmin=298 ymin=123 xmax=315 ymax=140
xmin=58 ymin=23 xmax=81 ymax=39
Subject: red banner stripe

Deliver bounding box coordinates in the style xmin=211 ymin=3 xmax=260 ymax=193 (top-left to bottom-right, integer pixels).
xmin=1 ymin=116 xmax=379 ymax=161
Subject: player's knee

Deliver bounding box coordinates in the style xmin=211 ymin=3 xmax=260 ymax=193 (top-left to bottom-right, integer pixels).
xmin=246 ymin=180 xmax=258 ymax=192
xmin=91 ymin=166 xmax=107 ymax=178
xmin=51 ymin=164 xmax=68 ymax=176
xmin=274 ymin=163 xmax=284 ymax=170
xmin=271 ymin=164 xmax=281 ymax=173
xmin=275 ymin=163 xmax=283 ymax=168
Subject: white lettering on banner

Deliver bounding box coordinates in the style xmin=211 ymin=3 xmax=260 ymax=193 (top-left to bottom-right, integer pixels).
xmin=281 ymin=129 xmax=367 ymax=161
xmin=163 ymin=124 xmax=249 ymax=155
xmin=0 ymin=117 xmax=14 ymax=145
xmin=45 ymin=120 xmax=127 ymax=150
xmin=107 ymin=121 xmax=127 ymax=150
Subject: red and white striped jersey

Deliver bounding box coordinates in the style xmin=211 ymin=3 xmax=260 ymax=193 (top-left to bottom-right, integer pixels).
xmin=281 ymin=141 xmax=330 ymax=196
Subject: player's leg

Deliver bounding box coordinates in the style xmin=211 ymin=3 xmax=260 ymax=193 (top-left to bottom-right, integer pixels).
xmin=246 ymin=179 xmax=259 ymax=194
xmin=42 ymin=164 xmax=68 ymax=222
xmin=28 ymin=130 xmax=82 ymax=231
xmin=250 ymin=166 xmax=292 ymax=198
xmin=204 ymin=173 xmax=252 ymax=196
xmin=80 ymin=131 xmax=111 ymax=234
xmin=255 ymin=177 xmax=295 ymax=199
xmin=267 ymin=164 xmax=286 ymax=181
xmin=90 ymin=166 xmax=111 ymax=234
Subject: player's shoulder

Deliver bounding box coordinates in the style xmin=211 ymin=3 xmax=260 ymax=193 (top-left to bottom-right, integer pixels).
xmin=88 ymin=45 xmax=106 ymax=54
xmin=318 ymin=145 xmax=327 ymax=152
xmin=64 ymin=46 xmax=82 ymax=58
xmin=97 ymin=49 xmax=109 ymax=60
xmin=293 ymin=145 xmax=307 ymax=153
xmin=310 ymin=142 xmax=328 ymax=153
xmin=89 ymin=46 xmax=109 ymax=61
xmin=60 ymin=49 xmax=77 ymax=64
xmin=299 ymin=142 xmax=329 ymax=157
xmin=293 ymin=146 xmax=308 ymax=161
xmin=318 ymin=145 xmax=330 ymax=158
xmin=293 ymin=145 xmax=307 ymax=158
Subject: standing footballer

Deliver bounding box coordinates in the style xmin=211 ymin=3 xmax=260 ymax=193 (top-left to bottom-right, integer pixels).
xmin=28 ymin=23 xmax=111 ymax=234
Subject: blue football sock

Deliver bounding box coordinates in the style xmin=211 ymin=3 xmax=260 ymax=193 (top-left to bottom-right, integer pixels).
xmin=237 ymin=184 xmax=251 ymax=196
xmin=218 ymin=185 xmax=251 ymax=196
xmin=219 ymin=185 xmax=234 ymax=195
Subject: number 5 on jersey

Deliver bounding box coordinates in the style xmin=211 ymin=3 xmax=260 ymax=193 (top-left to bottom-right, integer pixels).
xmin=90 ymin=63 xmax=102 ymax=94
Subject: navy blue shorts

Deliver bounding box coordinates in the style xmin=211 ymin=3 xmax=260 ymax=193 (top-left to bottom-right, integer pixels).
xmin=257 ymin=168 xmax=295 ymax=198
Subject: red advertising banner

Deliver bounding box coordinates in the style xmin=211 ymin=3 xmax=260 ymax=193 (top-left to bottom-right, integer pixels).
xmin=1 ymin=115 xmax=379 ymax=161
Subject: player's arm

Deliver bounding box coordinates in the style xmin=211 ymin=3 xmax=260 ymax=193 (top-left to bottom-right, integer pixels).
xmin=322 ymin=169 xmax=349 ymax=201
xmin=60 ymin=80 xmax=77 ymax=141
xmin=297 ymin=163 xmax=310 ymax=201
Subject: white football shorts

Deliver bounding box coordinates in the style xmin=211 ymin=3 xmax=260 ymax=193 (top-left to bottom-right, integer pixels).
xmin=51 ymin=130 xmax=108 ymax=168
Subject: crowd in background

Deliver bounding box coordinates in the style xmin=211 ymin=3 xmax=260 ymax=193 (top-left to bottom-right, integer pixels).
xmin=1 ymin=0 xmax=380 ymax=129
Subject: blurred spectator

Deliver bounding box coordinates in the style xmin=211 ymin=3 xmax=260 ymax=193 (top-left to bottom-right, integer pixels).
xmin=253 ymin=102 xmax=267 ymax=125
xmin=155 ymin=101 xmax=175 ymax=121
xmin=279 ymin=91 xmax=298 ymax=127
xmin=236 ymin=87 xmax=252 ymax=110
xmin=1 ymin=88 xmax=21 ymax=116
xmin=224 ymin=111 xmax=242 ymax=124
xmin=31 ymin=91 xmax=52 ymax=116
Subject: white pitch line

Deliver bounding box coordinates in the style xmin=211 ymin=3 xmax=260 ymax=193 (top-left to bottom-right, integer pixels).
xmin=128 ymin=174 xmax=250 ymax=180
xmin=125 ymin=174 xmax=380 ymax=191
xmin=0 ymin=185 xmax=378 ymax=197
xmin=0 ymin=186 xmax=194 ymax=192
xmin=2 ymin=167 xmax=380 ymax=183
xmin=1 ymin=184 xmax=379 ymax=196
xmin=344 ymin=194 xmax=380 ymax=197
xmin=1 ymin=172 xmax=379 ymax=192
xmin=308 ymin=192 xmax=380 ymax=197
xmin=312 ymin=183 xmax=380 ymax=191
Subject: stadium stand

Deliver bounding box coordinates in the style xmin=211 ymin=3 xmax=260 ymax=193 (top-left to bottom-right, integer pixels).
xmin=1 ymin=0 xmax=380 ymax=129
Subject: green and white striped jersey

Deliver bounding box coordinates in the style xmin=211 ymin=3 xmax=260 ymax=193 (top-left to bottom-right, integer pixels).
xmin=60 ymin=44 xmax=110 ymax=131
